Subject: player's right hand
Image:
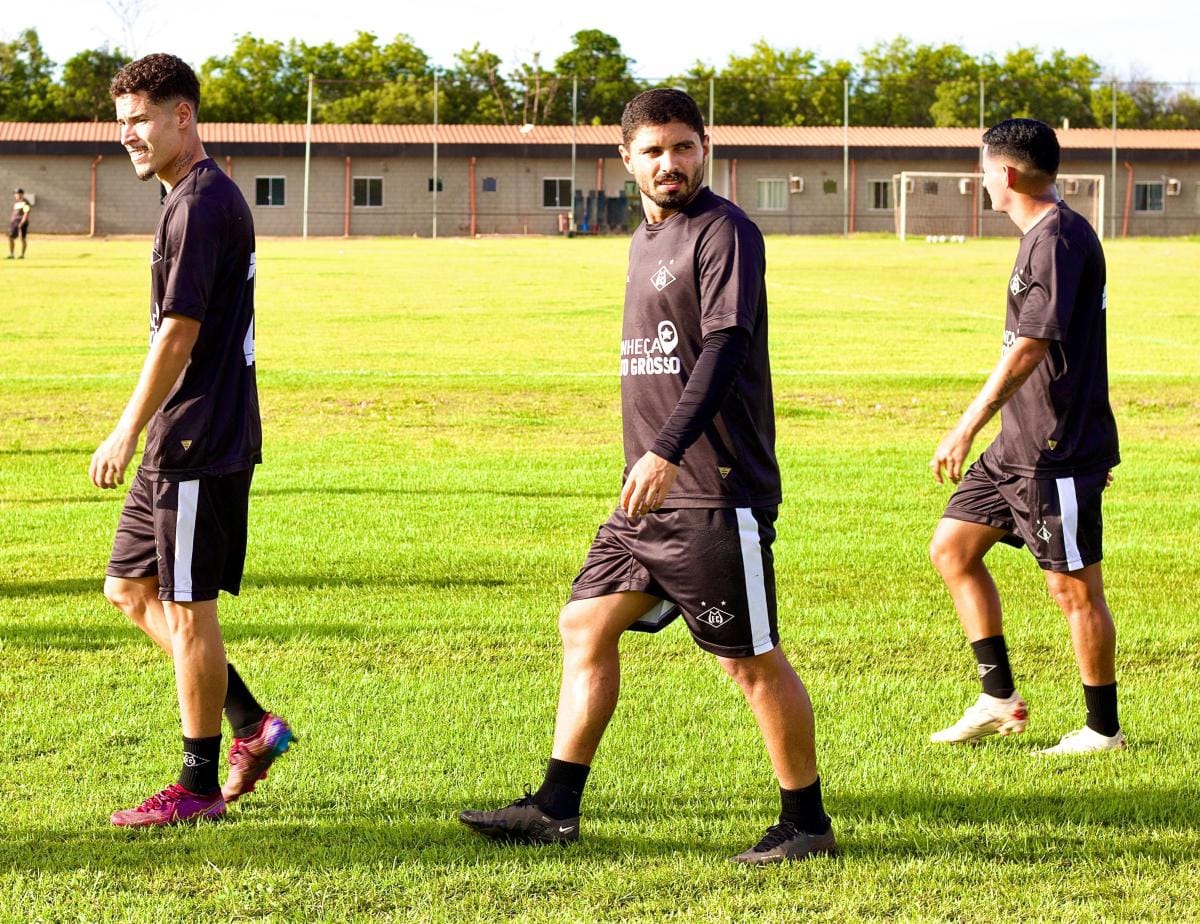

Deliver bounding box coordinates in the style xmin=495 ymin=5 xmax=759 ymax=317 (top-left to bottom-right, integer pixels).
xmin=89 ymin=431 xmax=137 ymax=489
xmin=930 ymin=429 xmax=973 ymax=485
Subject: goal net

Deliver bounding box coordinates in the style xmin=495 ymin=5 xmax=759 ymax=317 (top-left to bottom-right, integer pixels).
xmin=893 ymin=172 xmax=1105 ymax=241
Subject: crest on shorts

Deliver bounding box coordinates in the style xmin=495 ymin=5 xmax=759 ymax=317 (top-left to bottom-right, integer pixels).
xmin=698 ymin=605 xmax=735 ymax=628
xmin=1036 ymin=519 xmax=1052 ymax=542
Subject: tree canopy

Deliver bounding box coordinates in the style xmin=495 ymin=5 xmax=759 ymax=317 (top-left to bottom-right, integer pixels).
xmin=3 ymin=27 xmax=1196 ymax=128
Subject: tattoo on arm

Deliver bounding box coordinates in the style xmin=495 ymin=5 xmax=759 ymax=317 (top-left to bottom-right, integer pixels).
xmin=986 ymin=371 xmax=1024 ymax=415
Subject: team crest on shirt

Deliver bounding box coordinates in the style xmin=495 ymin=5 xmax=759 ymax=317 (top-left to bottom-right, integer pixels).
xmin=650 ymin=260 xmax=677 ymax=291
xmin=697 ymin=603 xmax=735 ymax=628
xmin=1009 ymin=271 xmax=1028 ymax=296
xmin=151 ymin=246 xmax=163 ymax=265
xmin=1036 ymin=519 xmax=1053 ymax=542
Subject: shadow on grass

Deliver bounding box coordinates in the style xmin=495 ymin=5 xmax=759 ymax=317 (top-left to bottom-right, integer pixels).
xmin=2 ymin=787 xmax=1199 ymax=874
xmin=0 ymin=572 xmax=509 ymax=599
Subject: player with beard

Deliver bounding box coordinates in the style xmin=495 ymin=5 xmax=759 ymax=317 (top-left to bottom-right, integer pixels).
xmin=460 ymin=89 xmax=835 ymax=864
xmin=95 ymin=54 xmax=292 ymax=826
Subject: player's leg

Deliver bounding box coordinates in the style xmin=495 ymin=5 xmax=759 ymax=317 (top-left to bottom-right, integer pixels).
xmin=18 ymin=226 xmax=26 ymax=257
xmin=929 ymin=458 xmax=1029 ymax=743
xmin=6 ymin=228 xmax=13 ymax=257
xmin=459 ymin=589 xmax=659 ymax=845
xmin=1029 ymin=470 xmax=1124 ymax=754
xmin=719 ymin=645 xmax=836 ymax=864
xmin=104 ymin=575 xmax=172 ymax=653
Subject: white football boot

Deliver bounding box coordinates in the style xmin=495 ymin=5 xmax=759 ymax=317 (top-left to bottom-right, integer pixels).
xmin=930 ymin=691 xmax=1029 ymax=743
xmin=1034 ymin=725 xmax=1127 ymax=755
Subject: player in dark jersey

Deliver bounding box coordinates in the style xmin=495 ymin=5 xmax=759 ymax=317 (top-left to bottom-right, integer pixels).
xmin=460 ymin=90 xmax=835 ymax=864
xmin=929 ymin=118 xmax=1123 ymax=755
xmin=8 ymin=188 xmax=30 ymax=259
xmin=92 ymin=54 xmax=293 ymax=827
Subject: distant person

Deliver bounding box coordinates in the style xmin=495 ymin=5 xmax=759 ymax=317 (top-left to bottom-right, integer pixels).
xmin=460 ymin=89 xmax=836 ymax=864
xmin=92 ymin=53 xmax=293 ymax=827
xmin=929 ymin=118 xmax=1123 ymax=755
xmin=8 ymin=188 xmax=30 ymax=259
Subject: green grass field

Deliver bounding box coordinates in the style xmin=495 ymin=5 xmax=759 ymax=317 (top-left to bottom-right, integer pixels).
xmin=1 ymin=234 xmax=1198 ymax=922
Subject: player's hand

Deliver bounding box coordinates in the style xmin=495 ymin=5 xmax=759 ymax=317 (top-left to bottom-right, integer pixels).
xmin=930 ymin=428 xmax=973 ymax=485
xmin=620 ymin=451 xmax=679 ymax=519
xmin=89 ymin=430 xmax=138 ymax=489
xmin=1105 ymin=470 xmax=1114 ymax=488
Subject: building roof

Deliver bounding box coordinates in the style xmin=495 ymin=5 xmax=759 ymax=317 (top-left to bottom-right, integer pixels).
xmin=2 ymin=122 xmax=1198 ymax=151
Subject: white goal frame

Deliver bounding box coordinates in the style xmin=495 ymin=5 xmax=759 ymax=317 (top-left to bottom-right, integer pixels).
xmin=895 ymin=171 xmax=1105 ymax=242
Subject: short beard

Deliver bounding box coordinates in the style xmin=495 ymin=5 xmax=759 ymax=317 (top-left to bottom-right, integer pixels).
xmin=641 ymin=163 xmax=705 ymax=211
xmin=133 ymin=162 xmax=157 ymax=182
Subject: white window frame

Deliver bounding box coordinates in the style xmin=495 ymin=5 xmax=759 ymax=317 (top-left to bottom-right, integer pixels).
xmin=352 ymin=176 xmax=383 ymax=208
xmin=866 ymin=179 xmax=892 ymax=210
xmin=1133 ymin=181 xmax=1164 ymax=213
xmin=255 ymin=176 xmax=286 ymax=207
xmin=543 ymin=177 xmax=572 ymax=209
xmin=756 ymin=178 xmax=787 ymax=211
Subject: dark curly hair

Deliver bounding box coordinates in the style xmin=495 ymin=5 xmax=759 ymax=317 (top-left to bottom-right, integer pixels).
xmin=982 ymin=118 xmax=1060 ymax=178
xmin=110 ymin=53 xmax=200 ymax=112
xmin=621 ymin=88 xmax=705 ymax=145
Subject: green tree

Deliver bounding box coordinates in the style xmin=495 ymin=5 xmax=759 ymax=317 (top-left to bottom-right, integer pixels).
xmin=53 ymin=47 xmax=132 ymax=121
xmin=852 ymin=38 xmax=979 ymax=126
xmin=442 ymin=44 xmax=514 ymax=124
xmin=546 ymin=30 xmax=642 ymax=124
xmin=984 ymin=48 xmax=1101 ymax=128
xmin=0 ymin=28 xmax=56 ymax=120
xmin=507 ymin=51 xmax=560 ymax=126
xmin=200 ymin=35 xmax=307 ymax=122
xmin=313 ymin=33 xmax=432 ymax=124
xmin=711 ymin=41 xmax=836 ymax=125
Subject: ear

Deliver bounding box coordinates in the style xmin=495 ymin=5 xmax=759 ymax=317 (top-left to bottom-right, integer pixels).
xmin=701 ymin=133 xmax=711 ymax=159
xmin=618 ymin=144 xmax=634 ymax=174
xmin=175 ymin=99 xmax=195 ymax=130
xmin=1003 ymin=164 xmax=1019 ymax=190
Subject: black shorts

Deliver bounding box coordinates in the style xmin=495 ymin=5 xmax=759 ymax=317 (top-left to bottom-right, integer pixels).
xmin=569 ymin=506 xmax=779 ymax=659
xmin=107 ymin=467 xmax=254 ymax=602
xmin=944 ymin=449 xmax=1107 ymax=572
xmin=9 ymin=220 xmax=26 ymax=240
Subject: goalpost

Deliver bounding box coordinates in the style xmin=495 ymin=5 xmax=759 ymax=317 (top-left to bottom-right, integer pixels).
xmin=894 ymin=171 xmax=1105 ymax=241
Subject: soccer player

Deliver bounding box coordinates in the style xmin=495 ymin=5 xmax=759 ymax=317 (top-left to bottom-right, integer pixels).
xmin=929 ymin=118 xmax=1123 ymax=755
xmin=460 ymin=89 xmax=835 ymax=864
xmin=8 ymin=188 xmax=30 ymax=259
xmin=92 ymin=54 xmax=293 ymax=827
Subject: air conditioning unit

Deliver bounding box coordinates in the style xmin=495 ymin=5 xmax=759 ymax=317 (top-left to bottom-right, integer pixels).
xmin=788 ymin=176 xmax=804 ymax=194
xmin=1062 ymin=179 xmax=1080 ymax=195
xmin=958 ymin=177 xmax=973 ymax=195
xmin=1166 ymin=178 xmax=1182 ymax=196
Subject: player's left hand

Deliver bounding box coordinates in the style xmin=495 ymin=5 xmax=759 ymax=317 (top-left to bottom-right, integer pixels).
xmin=930 ymin=428 xmax=973 ymax=485
xmin=620 ymin=451 xmax=679 ymax=519
xmin=89 ymin=430 xmax=138 ymax=489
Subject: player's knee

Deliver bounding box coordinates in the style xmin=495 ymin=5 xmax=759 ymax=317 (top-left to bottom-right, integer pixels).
xmin=103 ymin=577 xmax=145 ymax=616
xmin=719 ymin=651 xmax=776 ymax=692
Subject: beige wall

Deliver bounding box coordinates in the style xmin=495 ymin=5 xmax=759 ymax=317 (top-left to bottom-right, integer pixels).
xmin=4 ymin=150 xmax=1198 ymax=237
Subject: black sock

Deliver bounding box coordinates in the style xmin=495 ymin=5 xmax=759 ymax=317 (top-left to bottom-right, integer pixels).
xmin=533 ymin=758 xmax=590 ymax=819
xmin=970 ymin=635 xmax=1015 ymax=699
xmin=178 ymin=735 xmax=222 ymax=795
xmin=780 ymin=777 xmax=831 ymax=836
xmin=224 ymin=663 xmax=267 ymax=737
xmin=1083 ymin=682 xmax=1120 ymax=737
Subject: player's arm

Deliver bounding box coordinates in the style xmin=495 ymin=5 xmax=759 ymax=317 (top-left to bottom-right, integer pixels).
xmin=930 ymin=335 xmax=1050 ymax=485
xmin=89 ymin=314 xmax=201 ymax=489
xmin=620 ymin=326 xmax=751 ymax=517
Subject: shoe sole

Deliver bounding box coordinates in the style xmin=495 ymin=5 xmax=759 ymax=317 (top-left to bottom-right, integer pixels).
xmin=111 ymin=806 xmax=227 ymax=828
xmin=931 ymin=717 xmax=1028 ymax=744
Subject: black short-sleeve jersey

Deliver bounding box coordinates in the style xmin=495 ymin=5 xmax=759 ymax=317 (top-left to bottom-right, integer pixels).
xmin=620 ymin=188 xmax=780 ymax=507
xmin=991 ymin=201 xmax=1118 ymax=476
xmin=141 ymin=158 xmax=261 ymax=480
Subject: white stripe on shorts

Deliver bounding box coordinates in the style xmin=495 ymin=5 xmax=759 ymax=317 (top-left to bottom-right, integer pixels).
xmin=173 ymin=480 xmax=199 ymax=602
xmin=1055 ymin=476 xmax=1084 ymax=571
xmin=735 ymin=508 xmax=775 ymax=656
